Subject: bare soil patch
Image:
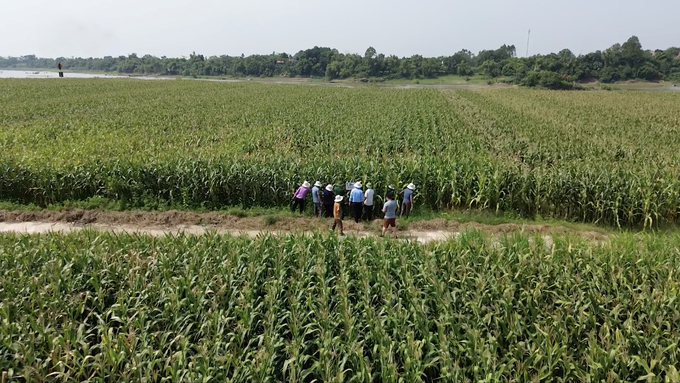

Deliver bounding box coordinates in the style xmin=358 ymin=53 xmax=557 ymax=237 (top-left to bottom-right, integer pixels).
xmin=0 ymin=209 xmax=608 ymax=242
xmin=408 ymin=218 xmax=607 ymax=240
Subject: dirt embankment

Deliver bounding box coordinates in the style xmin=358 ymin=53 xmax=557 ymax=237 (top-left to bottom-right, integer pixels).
xmin=0 ymin=209 xmax=608 ymax=243
xmin=0 ymin=209 xmax=326 ymax=231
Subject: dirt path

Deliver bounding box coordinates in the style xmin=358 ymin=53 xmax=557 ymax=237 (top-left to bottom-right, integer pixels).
xmin=0 ymin=209 xmax=608 ymax=245
xmin=0 ymin=221 xmax=461 ymax=244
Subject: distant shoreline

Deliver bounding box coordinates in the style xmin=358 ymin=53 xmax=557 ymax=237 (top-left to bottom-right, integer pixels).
xmin=1 ymin=67 xmax=677 ymax=92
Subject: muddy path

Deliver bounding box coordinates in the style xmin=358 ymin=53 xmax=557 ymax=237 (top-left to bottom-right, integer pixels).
xmin=0 ymin=209 xmax=608 ymax=244
xmin=0 ymin=221 xmax=461 ymax=244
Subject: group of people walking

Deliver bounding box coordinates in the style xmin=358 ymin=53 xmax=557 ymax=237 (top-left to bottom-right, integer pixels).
xmin=292 ymin=181 xmax=416 ymax=236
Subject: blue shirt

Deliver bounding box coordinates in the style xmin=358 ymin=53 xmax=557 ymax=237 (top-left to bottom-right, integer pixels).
xmin=312 ymin=186 xmax=320 ymax=203
xmin=383 ymin=200 xmax=398 ymax=219
xmin=402 ymin=188 xmax=413 ymax=203
xmin=350 ymin=188 xmax=364 ymax=203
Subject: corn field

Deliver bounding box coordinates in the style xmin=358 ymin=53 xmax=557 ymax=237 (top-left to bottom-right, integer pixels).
xmin=1 ymin=80 xmax=679 ymax=227
xmin=1 ymin=231 xmax=679 ymax=382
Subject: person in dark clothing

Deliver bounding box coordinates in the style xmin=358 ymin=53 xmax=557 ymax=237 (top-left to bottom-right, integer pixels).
xmin=323 ymin=184 xmax=335 ymax=218
xmin=386 ymin=184 xmax=396 ymax=200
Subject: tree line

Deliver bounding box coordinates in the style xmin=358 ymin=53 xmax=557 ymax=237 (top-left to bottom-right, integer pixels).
xmin=1 ymin=36 xmax=679 ymax=88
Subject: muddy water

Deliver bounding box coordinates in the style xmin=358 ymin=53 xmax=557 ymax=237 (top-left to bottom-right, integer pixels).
xmin=618 ymin=82 xmax=680 ymax=92
xmin=2 ymin=70 xmax=677 ymax=91
xmin=0 ymin=69 xmax=164 ymax=80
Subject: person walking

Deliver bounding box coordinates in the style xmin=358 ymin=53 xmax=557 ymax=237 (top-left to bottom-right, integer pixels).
xmin=382 ymin=194 xmax=398 ymax=237
xmin=349 ymin=182 xmax=364 ymax=223
xmin=363 ymin=182 xmax=375 ymax=221
xmin=312 ymin=181 xmax=323 ymax=217
xmin=334 ymin=183 xmax=345 ymax=219
xmin=323 ymin=184 xmax=335 ymax=218
xmin=385 ymin=184 xmax=396 ymax=214
xmin=291 ymin=181 xmax=311 ymax=214
xmin=332 ymin=195 xmax=344 ymax=235
xmin=401 ymin=183 xmax=415 ymax=218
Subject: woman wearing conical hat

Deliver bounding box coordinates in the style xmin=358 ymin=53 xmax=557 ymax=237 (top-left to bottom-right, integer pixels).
xmin=291 ymin=181 xmax=312 ymax=214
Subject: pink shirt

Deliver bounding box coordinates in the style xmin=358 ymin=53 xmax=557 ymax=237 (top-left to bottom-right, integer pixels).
xmin=294 ymin=186 xmax=310 ymax=199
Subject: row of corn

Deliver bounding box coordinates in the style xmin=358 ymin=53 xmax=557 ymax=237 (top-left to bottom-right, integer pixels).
xmin=0 ymin=231 xmax=679 ymax=382
xmin=1 ymin=156 xmax=678 ymax=227
xmin=1 ymin=79 xmax=679 ymax=227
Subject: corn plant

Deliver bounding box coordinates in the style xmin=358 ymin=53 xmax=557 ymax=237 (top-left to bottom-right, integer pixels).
xmin=1 ymin=79 xmax=679 ymax=227
xmin=1 ymin=231 xmax=680 ymax=381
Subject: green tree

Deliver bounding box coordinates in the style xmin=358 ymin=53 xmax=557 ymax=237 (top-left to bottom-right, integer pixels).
xmin=456 ymin=62 xmax=473 ymax=76
xmin=480 ymin=60 xmax=500 ymax=77
xmin=621 ymin=36 xmax=645 ymax=68
xmin=637 ymin=62 xmax=660 ymax=80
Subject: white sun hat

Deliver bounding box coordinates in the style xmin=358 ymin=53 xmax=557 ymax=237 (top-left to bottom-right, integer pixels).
xmin=325 ymin=184 xmax=333 ymax=191
xmin=302 ymin=181 xmax=311 ymax=188
xmin=407 ymin=183 xmax=416 ymax=190
xmin=335 ymin=195 xmax=344 ymax=202
xmin=314 ymin=181 xmax=322 ymax=187
xmin=354 ymin=182 xmax=362 ymax=188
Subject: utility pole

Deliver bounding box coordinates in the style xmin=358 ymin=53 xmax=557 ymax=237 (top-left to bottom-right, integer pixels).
xmin=526 ymin=29 xmax=531 ymax=58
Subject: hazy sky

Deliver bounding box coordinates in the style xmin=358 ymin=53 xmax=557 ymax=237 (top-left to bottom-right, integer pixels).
xmin=1 ymin=0 xmax=677 ymax=58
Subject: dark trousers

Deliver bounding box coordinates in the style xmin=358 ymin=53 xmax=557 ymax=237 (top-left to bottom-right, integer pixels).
xmin=291 ymin=198 xmax=305 ymax=213
xmin=324 ymin=204 xmax=334 ymax=218
xmin=313 ymin=203 xmax=322 ymax=217
xmin=363 ymin=205 xmax=373 ymax=221
xmin=401 ymin=201 xmax=412 ymax=218
xmin=351 ymin=202 xmax=362 ymax=223
xmin=332 ymin=219 xmax=344 ymax=234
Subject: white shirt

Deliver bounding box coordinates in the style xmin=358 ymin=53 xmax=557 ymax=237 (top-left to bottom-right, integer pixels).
xmin=364 ymin=189 xmax=374 ymax=206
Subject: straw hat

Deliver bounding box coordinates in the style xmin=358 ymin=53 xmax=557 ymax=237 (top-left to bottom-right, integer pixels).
xmin=335 ymin=195 xmax=344 ymax=202
xmin=314 ymin=181 xmax=322 ymax=187
xmin=388 ymin=184 xmax=395 ymax=190
xmin=407 ymin=183 xmax=416 ymax=190
xmin=302 ymin=181 xmax=311 ymax=188
xmin=325 ymin=184 xmax=333 ymax=191
xmin=354 ymin=182 xmax=362 ymax=189
xmin=366 ymin=182 xmax=372 ymax=188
